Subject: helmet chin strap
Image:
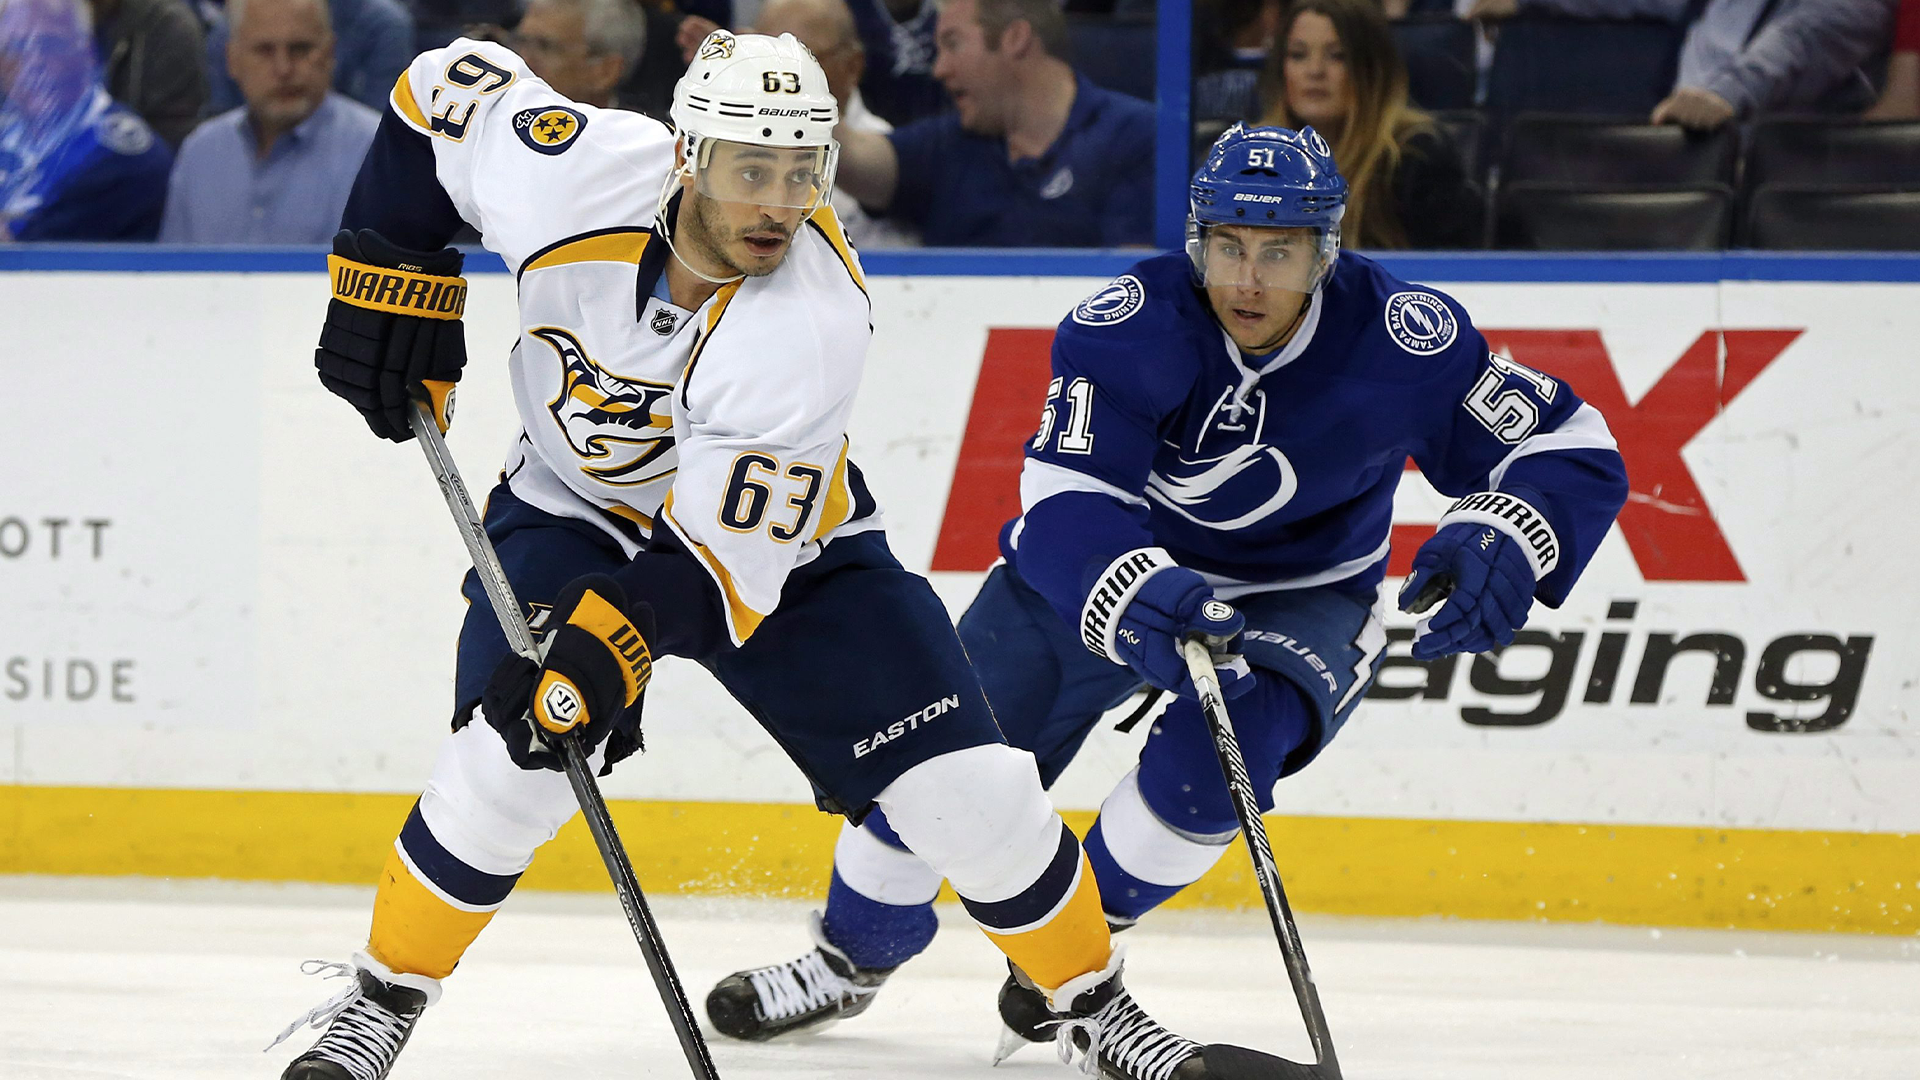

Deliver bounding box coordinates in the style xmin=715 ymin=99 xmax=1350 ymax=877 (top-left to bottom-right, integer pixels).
xmin=667 ymin=233 xmax=746 ymax=285
xmin=657 ymin=150 xmax=747 ymax=287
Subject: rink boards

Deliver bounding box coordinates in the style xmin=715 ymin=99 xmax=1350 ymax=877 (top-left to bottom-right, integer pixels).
xmin=1 ymin=249 xmax=1915 ymax=933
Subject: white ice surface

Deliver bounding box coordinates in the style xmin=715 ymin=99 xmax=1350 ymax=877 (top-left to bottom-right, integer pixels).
xmin=1 ymin=876 xmax=1916 ymax=1080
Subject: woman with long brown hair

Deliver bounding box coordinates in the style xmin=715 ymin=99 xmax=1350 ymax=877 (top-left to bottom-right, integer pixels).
xmin=1258 ymin=0 xmax=1481 ymax=248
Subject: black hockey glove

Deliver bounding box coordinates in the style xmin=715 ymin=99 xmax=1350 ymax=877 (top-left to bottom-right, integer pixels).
xmin=316 ymin=228 xmax=468 ymax=442
xmin=481 ymin=574 xmax=655 ymax=772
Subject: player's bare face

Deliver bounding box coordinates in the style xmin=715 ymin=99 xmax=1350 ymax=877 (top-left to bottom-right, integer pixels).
xmin=685 ymin=142 xmax=830 ymax=276
xmin=1202 ymin=225 xmax=1318 ymax=352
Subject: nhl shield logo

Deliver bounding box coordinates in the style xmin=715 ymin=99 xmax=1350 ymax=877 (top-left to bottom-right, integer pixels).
xmin=515 ymin=106 xmax=587 ymax=155
xmin=650 ymin=308 xmax=679 ymax=336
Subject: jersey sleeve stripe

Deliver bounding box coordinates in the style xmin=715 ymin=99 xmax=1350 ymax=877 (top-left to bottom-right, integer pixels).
xmin=391 ymin=71 xmax=431 ymax=132
xmin=603 ymin=501 xmax=656 ymax=533
xmin=679 ymin=279 xmax=745 ymax=412
xmin=519 ymin=228 xmax=652 ymax=276
xmin=1487 ymin=402 xmax=1620 ymax=489
xmin=805 ymin=206 xmax=867 ymax=295
xmin=662 ymin=490 xmax=767 ymax=646
xmin=809 ymin=438 xmax=855 ymax=542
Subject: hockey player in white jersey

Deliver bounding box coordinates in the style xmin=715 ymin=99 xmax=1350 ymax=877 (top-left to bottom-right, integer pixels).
xmin=272 ymin=30 xmax=1280 ymax=1080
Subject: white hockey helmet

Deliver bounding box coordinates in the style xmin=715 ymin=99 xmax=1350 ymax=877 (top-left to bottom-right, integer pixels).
xmin=666 ymin=30 xmax=840 ymax=213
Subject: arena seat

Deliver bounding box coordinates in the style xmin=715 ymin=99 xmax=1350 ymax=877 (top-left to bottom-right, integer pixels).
xmin=1745 ymin=117 xmax=1920 ymax=189
xmin=1503 ymin=113 xmax=1737 ymax=186
xmin=1068 ymin=15 xmax=1156 ymax=102
xmin=1431 ymin=108 xmax=1487 ymax=180
xmin=1484 ymin=17 xmax=1685 ymax=133
xmin=1495 ymin=182 xmax=1734 ymax=250
xmin=1391 ymin=16 xmax=1477 ymax=112
xmin=1745 ymin=185 xmax=1920 ymax=250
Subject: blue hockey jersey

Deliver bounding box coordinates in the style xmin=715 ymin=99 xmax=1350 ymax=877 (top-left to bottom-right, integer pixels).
xmin=1003 ymin=250 xmax=1628 ymax=628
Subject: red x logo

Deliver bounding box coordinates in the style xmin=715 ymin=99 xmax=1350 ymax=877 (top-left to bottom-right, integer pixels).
xmin=930 ymin=327 xmax=1801 ymax=583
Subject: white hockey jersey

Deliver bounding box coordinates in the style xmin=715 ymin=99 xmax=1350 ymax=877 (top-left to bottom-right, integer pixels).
xmin=391 ymin=40 xmax=880 ymax=644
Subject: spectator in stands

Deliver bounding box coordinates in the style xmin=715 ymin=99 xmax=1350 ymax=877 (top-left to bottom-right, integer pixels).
xmin=842 ymin=0 xmax=945 ymax=123
xmin=1 ymin=0 xmax=172 ymax=239
xmin=832 ymin=0 xmax=1155 ymax=247
xmin=1258 ymin=0 xmax=1479 ymax=248
xmin=511 ymin=0 xmax=646 ymax=108
xmin=1867 ymin=0 xmax=1919 ymax=117
xmin=618 ymin=4 xmax=719 ymax=119
xmin=87 ymin=0 xmax=208 ymax=147
xmin=158 ymin=0 xmax=378 ymax=242
xmin=1193 ymin=0 xmax=1283 ymax=124
xmin=205 ymin=0 xmax=412 ymax=115
xmin=751 ymin=0 xmax=916 ymax=246
xmin=1467 ymin=0 xmax=1898 ymax=130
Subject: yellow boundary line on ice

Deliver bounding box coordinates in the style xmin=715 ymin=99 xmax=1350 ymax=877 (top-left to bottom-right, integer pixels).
xmin=1 ymin=786 xmax=1912 ymax=934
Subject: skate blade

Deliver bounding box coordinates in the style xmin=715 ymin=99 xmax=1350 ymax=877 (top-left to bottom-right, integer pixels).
xmin=991 ymin=1024 xmax=1033 ymax=1066
xmin=1199 ymin=1044 xmax=1335 ymax=1080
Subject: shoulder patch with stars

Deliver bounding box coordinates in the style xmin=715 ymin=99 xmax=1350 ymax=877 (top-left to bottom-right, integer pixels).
xmin=514 ymin=106 xmax=588 ymax=155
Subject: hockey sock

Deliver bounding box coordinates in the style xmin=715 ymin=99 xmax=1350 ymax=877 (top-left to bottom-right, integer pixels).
xmin=821 ymin=869 xmax=940 ymax=970
xmin=967 ymin=821 xmax=1111 ymax=993
xmin=872 ymin=745 xmax=1108 ymax=993
xmin=367 ymin=802 xmax=519 ymax=979
xmin=819 ymin=812 xmax=944 ymax=970
xmin=1083 ymin=767 xmax=1235 ymax=923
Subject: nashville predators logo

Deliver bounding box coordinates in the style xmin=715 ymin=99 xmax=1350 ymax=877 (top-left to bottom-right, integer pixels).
xmin=698 ymin=31 xmax=736 ymax=61
xmin=534 ymin=327 xmax=677 ymax=487
xmin=514 ymin=106 xmax=587 ymax=155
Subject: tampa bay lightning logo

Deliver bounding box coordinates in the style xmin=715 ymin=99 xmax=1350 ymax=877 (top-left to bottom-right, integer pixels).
xmin=1072 ymin=275 xmax=1145 ymax=326
xmin=1384 ymin=291 xmax=1458 ymax=355
xmin=1145 ymin=387 xmax=1299 ymax=529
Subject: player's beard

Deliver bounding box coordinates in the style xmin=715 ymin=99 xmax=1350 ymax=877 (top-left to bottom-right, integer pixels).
xmin=688 ymin=192 xmax=791 ymax=278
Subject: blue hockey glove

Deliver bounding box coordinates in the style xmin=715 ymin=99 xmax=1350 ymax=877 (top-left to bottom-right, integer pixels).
xmin=1398 ymin=491 xmax=1559 ymax=660
xmin=1080 ymin=548 xmax=1252 ymax=700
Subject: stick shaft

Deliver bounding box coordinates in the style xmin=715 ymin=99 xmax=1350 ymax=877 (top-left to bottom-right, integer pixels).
xmin=1181 ymin=640 xmax=1342 ymax=1076
xmin=409 ymin=405 xmax=721 ymax=1080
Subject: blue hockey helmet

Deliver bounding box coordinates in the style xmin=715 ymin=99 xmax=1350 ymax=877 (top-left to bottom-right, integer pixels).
xmin=1187 ymin=123 xmax=1348 ymax=293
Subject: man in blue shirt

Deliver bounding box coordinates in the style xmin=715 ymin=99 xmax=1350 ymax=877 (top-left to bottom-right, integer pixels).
xmin=832 ymin=0 xmax=1155 ymax=247
xmin=203 ymin=0 xmax=414 ymax=116
xmin=1 ymin=0 xmax=171 ymax=240
xmin=160 ymin=0 xmax=378 ymax=244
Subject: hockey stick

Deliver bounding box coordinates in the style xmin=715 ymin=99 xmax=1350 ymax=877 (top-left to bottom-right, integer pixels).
xmin=1181 ymin=639 xmax=1343 ymax=1080
xmin=408 ymin=403 xmax=722 ymax=1080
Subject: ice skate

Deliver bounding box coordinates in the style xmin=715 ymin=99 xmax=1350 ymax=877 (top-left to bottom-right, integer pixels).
xmin=269 ymin=952 xmax=439 ymax=1080
xmin=1030 ymin=946 xmax=1314 ymax=1080
xmin=705 ymin=911 xmax=897 ymax=1041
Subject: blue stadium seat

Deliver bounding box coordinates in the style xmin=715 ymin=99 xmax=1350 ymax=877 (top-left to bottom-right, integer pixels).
xmin=1069 ymin=16 xmax=1156 ymax=103
xmin=1496 ymin=182 xmax=1735 ymax=250
xmin=1746 ymin=117 xmax=1920 ymax=189
xmin=1503 ymin=113 xmax=1737 ymax=186
xmin=1746 ymin=185 xmax=1920 ymax=250
xmin=1484 ymin=17 xmax=1686 ymax=133
xmin=1391 ymin=17 xmax=1477 ymax=112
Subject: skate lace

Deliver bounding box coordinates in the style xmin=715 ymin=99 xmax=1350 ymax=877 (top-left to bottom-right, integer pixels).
xmin=1053 ymin=987 xmax=1201 ymax=1080
xmin=746 ymin=949 xmax=865 ymax=1022
xmin=265 ymin=960 xmax=413 ymax=1080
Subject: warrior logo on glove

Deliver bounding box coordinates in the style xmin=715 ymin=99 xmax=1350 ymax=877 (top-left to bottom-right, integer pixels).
xmin=482 ymin=574 xmax=655 ymax=770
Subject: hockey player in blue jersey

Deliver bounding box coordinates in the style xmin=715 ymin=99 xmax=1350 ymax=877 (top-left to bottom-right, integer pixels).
xmin=705 ymin=123 xmax=1629 ymax=1051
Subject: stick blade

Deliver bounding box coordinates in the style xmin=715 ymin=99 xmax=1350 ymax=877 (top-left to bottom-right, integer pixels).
xmin=1200 ymin=1044 xmax=1337 ymax=1080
